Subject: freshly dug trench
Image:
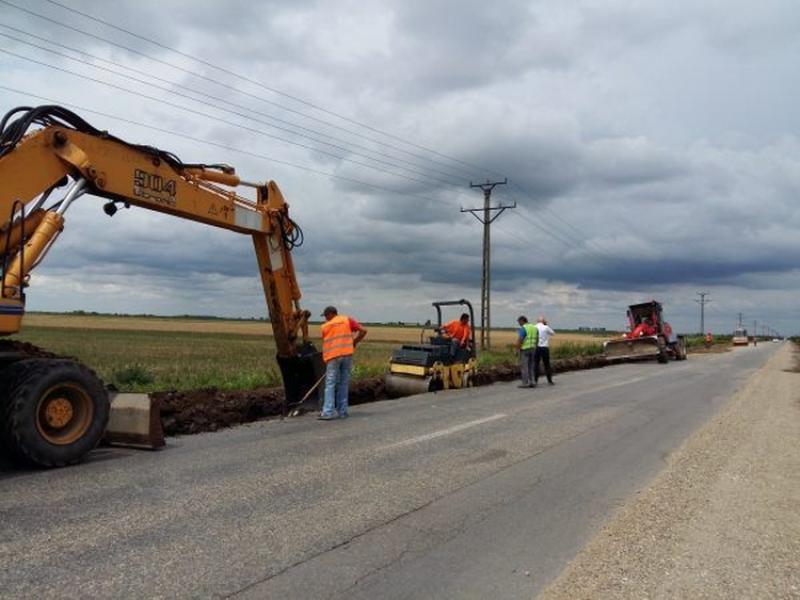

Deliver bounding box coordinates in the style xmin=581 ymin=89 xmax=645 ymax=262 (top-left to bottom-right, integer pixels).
xmin=153 ymin=354 xmax=610 ymax=436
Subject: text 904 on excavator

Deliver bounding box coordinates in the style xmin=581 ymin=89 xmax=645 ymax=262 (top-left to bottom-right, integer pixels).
xmin=0 ymin=105 xmax=322 ymax=467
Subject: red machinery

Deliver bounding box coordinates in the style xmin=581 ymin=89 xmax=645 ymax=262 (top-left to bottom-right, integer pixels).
xmin=604 ymin=301 xmax=687 ymax=363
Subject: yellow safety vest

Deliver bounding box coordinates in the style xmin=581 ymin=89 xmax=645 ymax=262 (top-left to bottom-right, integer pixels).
xmin=521 ymin=323 xmax=538 ymax=350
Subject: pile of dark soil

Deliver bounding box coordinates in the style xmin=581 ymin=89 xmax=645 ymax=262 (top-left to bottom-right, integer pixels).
xmin=153 ymin=354 xmax=611 ymax=437
xmin=0 ymin=340 xmax=60 ymax=358
xmin=154 ymin=388 xmax=285 ymax=436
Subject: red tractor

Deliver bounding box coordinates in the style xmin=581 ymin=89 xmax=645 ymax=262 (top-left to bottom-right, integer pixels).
xmin=604 ymin=301 xmax=687 ymax=363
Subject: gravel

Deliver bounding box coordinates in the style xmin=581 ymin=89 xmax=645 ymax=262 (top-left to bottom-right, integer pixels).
xmin=540 ymin=343 xmax=800 ymax=599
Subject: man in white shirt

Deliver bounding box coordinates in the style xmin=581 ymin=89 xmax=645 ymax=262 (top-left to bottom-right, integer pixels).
xmin=534 ymin=316 xmax=556 ymax=385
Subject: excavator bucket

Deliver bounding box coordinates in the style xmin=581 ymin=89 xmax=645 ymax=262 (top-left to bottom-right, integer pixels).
xmin=603 ymin=337 xmax=661 ymax=362
xmin=104 ymin=392 xmax=165 ymax=449
xmin=278 ymin=342 xmax=325 ymax=413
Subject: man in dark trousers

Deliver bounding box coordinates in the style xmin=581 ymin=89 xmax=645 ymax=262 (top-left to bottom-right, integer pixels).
xmin=534 ymin=316 xmax=556 ymax=385
xmin=516 ymin=315 xmax=538 ymax=388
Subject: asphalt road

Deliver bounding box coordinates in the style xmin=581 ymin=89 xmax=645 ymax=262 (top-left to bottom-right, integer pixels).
xmin=0 ymin=344 xmax=778 ymax=599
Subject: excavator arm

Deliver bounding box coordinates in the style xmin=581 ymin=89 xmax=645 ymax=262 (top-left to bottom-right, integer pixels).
xmin=0 ymin=107 xmax=322 ymax=453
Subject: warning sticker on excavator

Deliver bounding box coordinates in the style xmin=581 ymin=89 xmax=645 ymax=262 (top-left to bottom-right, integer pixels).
xmin=268 ymin=234 xmax=284 ymax=270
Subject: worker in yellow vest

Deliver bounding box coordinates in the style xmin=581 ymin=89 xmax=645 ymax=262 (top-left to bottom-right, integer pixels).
xmin=319 ymin=306 xmax=368 ymax=420
xmin=516 ymin=315 xmax=539 ymax=388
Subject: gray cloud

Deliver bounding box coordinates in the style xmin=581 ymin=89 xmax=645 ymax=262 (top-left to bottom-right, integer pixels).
xmin=3 ymin=0 xmax=800 ymax=334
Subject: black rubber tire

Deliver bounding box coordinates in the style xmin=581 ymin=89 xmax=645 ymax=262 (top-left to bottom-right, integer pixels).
xmin=657 ymin=346 xmax=669 ymax=364
xmin=0 ymin=359 xmax=109 ymax=468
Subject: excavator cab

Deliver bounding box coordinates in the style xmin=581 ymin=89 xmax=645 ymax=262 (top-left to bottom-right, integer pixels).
xmin=384 ymin=299 xmax=478 ymax=398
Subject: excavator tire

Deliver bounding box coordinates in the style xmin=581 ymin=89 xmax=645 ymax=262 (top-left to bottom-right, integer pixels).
xmin=0 ymin=358 xmax=109 ymax=468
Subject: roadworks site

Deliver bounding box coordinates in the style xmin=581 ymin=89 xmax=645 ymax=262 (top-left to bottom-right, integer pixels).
xmin=2 ymin=333 xmax=730 ymax=439
xmin=153 ymin=341 xmax=729 ymax=436
xmin=155 ymin=353 xmax=611 ymax=436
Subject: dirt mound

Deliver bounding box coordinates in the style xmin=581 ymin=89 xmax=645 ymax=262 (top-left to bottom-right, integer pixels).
xmin=154 ymin=354 xmax=611 ymax=437
xmin=154 ymin=388 xmax=285 ymax=436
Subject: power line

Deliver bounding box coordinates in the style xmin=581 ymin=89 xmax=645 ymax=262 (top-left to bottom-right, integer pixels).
xmin=0 ymin=39 xmax=466 ymax=188
xmin=0 ymin=24 xmax=472 ymax=185
xmin=0 ymin=85 xmax=463 ymax=209
xmin=4 ymin=0 xmax=621 ymax=283
xmin=0 ymin=48 xmax=463 ymax=190
xmin=1 ymin=0 xmax=486 ymax=180
xmin=38 ymin=0 xmax=496 ymax=175
xmin=6 ymin=26 xmax=617 ymax=249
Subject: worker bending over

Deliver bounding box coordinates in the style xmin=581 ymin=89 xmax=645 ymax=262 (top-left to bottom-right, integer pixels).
xmin=319 ymin=306 xmax=368 ymax=420
xmin=438 ymin=313 xmax=472 ymax=357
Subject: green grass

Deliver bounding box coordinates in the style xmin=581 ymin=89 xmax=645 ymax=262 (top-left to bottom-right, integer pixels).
xmin=684 ymin=335 xmax=734 ymax=348
xmin=11 ymin=326 xmax=604 ymax=393
xmin=11 ymin=326 xmax=400 ymax=393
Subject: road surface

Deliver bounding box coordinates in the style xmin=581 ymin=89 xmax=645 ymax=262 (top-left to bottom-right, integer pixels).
xmin=0 ymin=343 xmax=779 ymax=598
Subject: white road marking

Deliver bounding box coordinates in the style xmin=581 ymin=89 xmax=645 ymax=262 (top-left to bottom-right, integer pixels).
xmin=380 ymin=413 xmax=508 ymax=451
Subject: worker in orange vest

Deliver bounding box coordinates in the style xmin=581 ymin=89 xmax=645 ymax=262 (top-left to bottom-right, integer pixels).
xmin=438 ymin=313 xmax=472 ymax=357
xmin=705 ymin=331 xmax=713 ymax=348
xmin=319 ymin=306 xmax=367 ymax=420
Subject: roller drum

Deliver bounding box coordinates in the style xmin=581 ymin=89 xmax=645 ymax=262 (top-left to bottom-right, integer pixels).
xmin=384 ymin=374 xmax=437 ymax=398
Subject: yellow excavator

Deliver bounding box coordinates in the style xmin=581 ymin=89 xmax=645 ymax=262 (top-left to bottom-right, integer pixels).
xmin=0 ymin=105 xmax=322 ymax=467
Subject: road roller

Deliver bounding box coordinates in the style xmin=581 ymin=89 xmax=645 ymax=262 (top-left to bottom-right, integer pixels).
xmin=384 ymin=299 xmax=478 ymax=397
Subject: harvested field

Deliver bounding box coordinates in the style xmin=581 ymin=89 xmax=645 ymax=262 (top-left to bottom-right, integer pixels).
xmin=24 ymin=313 xmax=605 ymax=345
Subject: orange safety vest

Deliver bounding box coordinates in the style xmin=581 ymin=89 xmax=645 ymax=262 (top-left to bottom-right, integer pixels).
xmin=321 ymin=315 xmax=355 ymax=362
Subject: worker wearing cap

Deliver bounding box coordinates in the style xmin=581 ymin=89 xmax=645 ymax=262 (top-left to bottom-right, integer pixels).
xmin=438 ymin=313 xmax=472 ymax=357
xmin=319 ymin=306 xmax=367 ymax=420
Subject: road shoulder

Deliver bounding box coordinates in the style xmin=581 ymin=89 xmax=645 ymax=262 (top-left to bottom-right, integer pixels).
xmin=540 ymin=344 xmax=800 ymax=599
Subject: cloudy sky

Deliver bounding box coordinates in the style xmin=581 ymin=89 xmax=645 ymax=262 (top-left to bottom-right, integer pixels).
xmin=1 ymin=0 xmax=799 ymax=335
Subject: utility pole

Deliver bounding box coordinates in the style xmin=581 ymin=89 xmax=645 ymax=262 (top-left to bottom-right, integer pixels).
xmin=753 ymin=319 xmax=757 ymax=340
xmin=462 ymin=179 xmax=514 ymax=350
xmin=738 ymin=312 xmax=744 ymax=328
xmin=695 ymin=292 xmax=710 ymax=334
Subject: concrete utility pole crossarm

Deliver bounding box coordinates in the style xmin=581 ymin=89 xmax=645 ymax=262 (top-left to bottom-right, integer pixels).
xmin=461 ymin=179 xmax=515 ymax=350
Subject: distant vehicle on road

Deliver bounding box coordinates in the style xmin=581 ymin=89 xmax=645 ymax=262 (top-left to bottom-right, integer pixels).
xmin=732 ymin=328 xmax=749 ymax=346
xmin=772 ymin=338 xmax=781 ymax=342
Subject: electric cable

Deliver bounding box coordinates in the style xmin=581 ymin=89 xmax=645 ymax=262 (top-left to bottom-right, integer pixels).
xmin=0 ymin=48 xmax=456 ymax=189
xmin=36 ymin=0 xmax=495 ymax=177
xmin=0 ymin=85 xmax=461 ymax=209
xmin=0 ymin=0 xmax=484 ymax=180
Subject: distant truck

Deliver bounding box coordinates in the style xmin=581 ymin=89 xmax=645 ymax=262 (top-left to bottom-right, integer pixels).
xmin=604 ymin=300 xmax=687 ymax=363
xmin=732 ymin=328 xmax=749 ymax=346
